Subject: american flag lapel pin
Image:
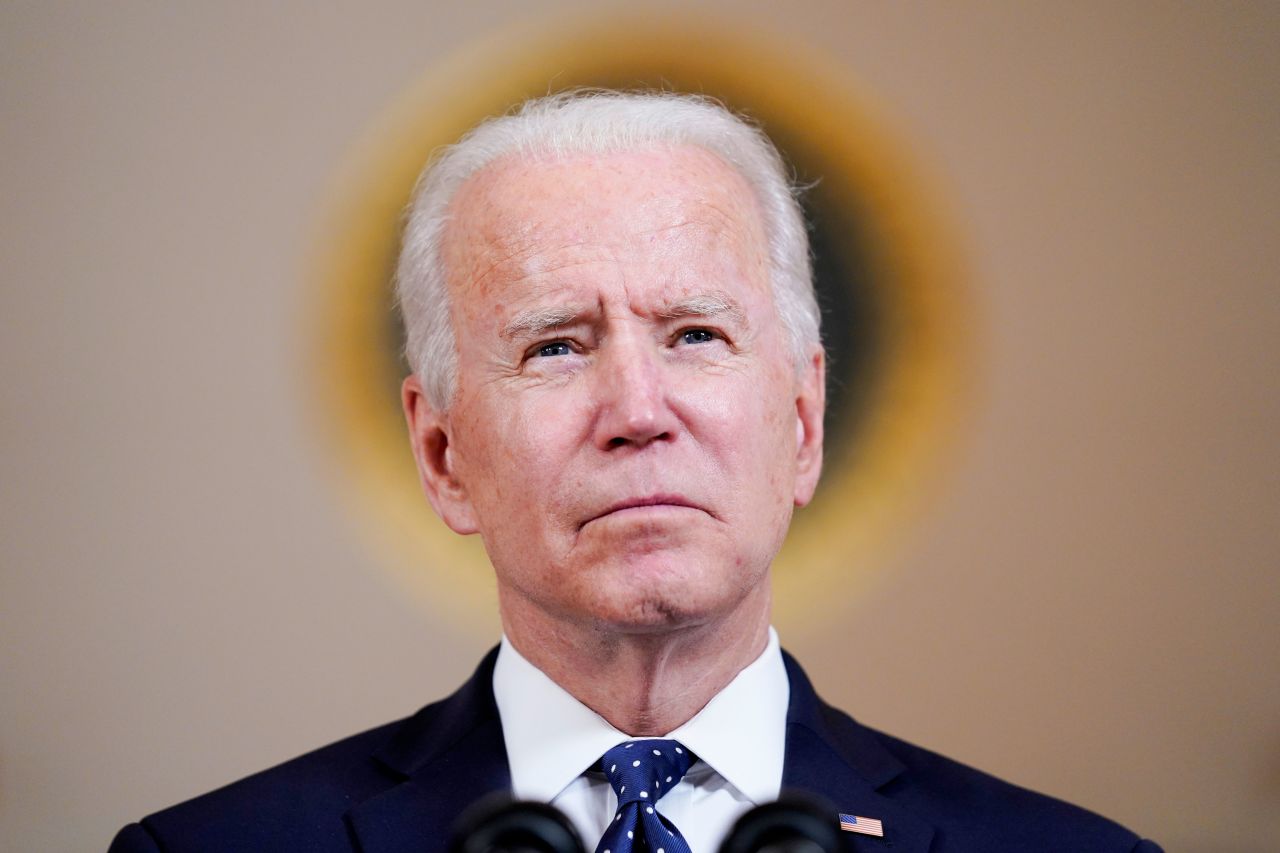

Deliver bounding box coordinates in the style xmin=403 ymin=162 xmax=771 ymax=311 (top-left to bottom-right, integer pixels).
xmin=839 ymin=812 xmax=885 ymax=837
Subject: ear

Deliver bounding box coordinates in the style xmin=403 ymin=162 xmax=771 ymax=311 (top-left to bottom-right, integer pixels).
xmin=401 ymin=374 xmax=479 ymax=535
xmin=793 ymin=346 xmax=826 ymax=507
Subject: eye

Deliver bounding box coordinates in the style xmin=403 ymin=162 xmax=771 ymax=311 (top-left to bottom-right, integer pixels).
xmin=534 ymin=340 xmax=574 ymax=358
xmin=678 ymin=328 xmax=718 ymax=345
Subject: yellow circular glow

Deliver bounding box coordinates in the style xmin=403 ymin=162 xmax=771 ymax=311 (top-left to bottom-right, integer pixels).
xmin=310 ymin=19 xmax=970 ymax=640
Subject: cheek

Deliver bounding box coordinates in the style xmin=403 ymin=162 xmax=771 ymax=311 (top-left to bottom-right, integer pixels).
xmin=454 ymin=391 xmax=587 ymax=526
xmin=451 ymin=400 xmax=520 ymax=513
xmin=702 ymin=371 xmax=795 ymax=456
xmin=708 ymin=371 xmax=800 ymax=508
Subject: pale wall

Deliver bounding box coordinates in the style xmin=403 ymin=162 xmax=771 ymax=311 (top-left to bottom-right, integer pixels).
xmin=2 ymin=3 xmax=1277 ymax=851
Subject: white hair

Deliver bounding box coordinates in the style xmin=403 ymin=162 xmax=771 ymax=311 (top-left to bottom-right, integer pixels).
xmin=396 ymin=90 xmax=821 ymax=410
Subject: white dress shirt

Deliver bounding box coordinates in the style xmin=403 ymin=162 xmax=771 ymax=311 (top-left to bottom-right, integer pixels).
xmin=493 ymin=628 xmax=789 ymax=853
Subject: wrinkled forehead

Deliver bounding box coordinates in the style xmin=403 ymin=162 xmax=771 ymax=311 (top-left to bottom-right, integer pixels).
xmin=439 ymin=144 xmax=770 ymax=298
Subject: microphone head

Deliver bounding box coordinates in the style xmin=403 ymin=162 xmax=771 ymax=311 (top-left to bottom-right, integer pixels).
xmin=449 ymin=795 xmax=586 ymax=853
xmin=718 ymin=794 xmax=843 ymax=853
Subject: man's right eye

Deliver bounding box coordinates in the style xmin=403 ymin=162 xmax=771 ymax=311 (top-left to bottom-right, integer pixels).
xmin=535 ymin=341 xmax=573 ymax=358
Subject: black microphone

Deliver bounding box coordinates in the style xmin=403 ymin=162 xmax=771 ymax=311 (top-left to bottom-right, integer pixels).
xmin=718 ymin=795 xmax=843 ymax=853
xmin=449 ymin=795 xmax=586 ymax=853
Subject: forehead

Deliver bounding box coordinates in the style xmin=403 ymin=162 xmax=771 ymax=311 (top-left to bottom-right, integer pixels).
xmin=440 ymin=145 xmax=770 ymax=302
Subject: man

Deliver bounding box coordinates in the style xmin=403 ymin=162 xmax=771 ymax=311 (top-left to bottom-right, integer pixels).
xmin=110 ymin=91 xmax=1160 ymax=852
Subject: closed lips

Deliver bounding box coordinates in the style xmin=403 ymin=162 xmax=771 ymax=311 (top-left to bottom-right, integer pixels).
xmin=584 ymin=496 xmax=708 ymax=526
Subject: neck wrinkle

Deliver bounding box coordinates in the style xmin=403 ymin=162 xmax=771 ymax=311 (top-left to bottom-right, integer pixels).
xmin=499 ymin=581 xmax=772 ymax=737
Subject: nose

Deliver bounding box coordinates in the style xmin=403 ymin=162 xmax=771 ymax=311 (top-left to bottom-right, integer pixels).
xmin=592 ymin=332 xmax=679 ymax=451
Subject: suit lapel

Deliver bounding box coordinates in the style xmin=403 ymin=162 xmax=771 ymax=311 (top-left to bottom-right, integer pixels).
xmin=781 ymin=652 xmax=935 ymax=853
xmin=347 ymin=648 xmax=512 ymax=853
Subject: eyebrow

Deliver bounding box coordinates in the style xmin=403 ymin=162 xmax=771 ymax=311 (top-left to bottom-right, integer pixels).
xmin=658 ymin=292 xmax=747 ymax=327
xmin=499 ymin=292 xmax=748 ymax=341
xmin=500 ymin=306 xmax=580 ymax=341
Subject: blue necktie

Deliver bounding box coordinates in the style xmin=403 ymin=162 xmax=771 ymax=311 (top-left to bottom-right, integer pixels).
xmin=594 ymin=739 xmax=695 ymax=853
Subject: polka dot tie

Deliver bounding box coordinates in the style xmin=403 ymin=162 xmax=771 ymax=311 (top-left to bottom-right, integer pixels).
xmin=594 ymin=739 xmax=695 ymax=853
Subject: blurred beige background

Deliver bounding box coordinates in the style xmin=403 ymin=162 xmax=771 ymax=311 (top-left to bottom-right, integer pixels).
xmin=2 ymin=3 xmax=1277 ymax=851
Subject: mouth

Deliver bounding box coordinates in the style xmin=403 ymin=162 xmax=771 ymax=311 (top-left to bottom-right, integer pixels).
xmin=581 ymin=495 xmax=709 ymax=528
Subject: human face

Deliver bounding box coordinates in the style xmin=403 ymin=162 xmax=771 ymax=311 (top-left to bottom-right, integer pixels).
xmin=404 ymin=145 xmax=824 ymax=634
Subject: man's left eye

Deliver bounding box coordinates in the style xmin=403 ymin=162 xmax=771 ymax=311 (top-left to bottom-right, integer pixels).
xmin=535 ymin=341 xmax=573 ymax=357
xmin=679 ymin=328 xmax=717 ymax=345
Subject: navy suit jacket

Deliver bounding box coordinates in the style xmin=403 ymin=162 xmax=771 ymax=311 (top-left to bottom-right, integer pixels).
xmin=109 ymin=649 xmax=1161 ymax=852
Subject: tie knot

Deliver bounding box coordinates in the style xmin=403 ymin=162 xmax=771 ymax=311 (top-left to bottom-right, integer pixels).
xmin=600 ymin=739 xmax=693 ymax=806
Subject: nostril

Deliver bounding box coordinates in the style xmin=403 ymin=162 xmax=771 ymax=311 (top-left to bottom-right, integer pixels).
xmin=606 ymin=430 xmax=673 ymax=449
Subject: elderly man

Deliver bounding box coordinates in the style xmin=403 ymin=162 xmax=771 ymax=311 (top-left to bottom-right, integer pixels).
xmin=110 ymin=92 xmax=1159 ymax=853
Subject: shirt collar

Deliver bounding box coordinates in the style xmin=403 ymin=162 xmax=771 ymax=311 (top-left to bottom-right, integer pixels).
xmin=493 ymin=627 xmax=789 ymax=806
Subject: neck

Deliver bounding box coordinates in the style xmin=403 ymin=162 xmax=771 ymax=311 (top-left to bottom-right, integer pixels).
xmin=499 ymin=584 xmax=772 ymax=736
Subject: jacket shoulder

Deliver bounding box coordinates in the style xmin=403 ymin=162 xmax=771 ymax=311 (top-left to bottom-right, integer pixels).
xmin=110 ymin=649 xmax=503 ymax=853
xmin=114 ymin=716 xmax=410 ymax=853
xmin=782 ymin=651 xmax=1160 ymax=852
xmin=869 ymin=724 xmax=1160 ymax=852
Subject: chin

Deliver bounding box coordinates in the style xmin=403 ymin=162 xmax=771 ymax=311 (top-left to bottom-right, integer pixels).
xmin=591 ymin=601 xmax=696 ymax=632
xmin=575 ymin=555 xmax=761 ymax=633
